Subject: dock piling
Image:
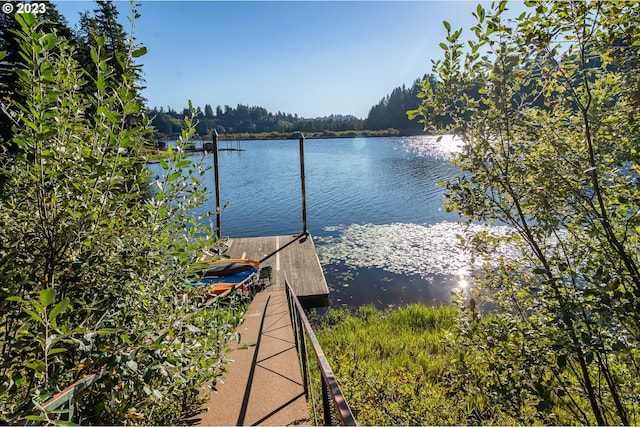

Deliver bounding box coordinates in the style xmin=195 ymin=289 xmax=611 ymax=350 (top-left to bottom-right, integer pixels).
xmin=212 ymin=129 xmax=221 ymax=239
xmin=299 ymin=133 xmax=308 ymax=235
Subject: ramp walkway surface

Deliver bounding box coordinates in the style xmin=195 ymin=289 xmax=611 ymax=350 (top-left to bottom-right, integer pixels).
xmin=185 ymin=286 xmax=310 ymax=426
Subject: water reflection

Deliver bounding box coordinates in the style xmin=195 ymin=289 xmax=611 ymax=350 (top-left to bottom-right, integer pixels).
xmin=323 ymin=266 xmax=460 ymax=309
xmin=456 ymin=277 xmax=469 ymax=292
xmin=316 ymin=221 xmax=514 ymax=308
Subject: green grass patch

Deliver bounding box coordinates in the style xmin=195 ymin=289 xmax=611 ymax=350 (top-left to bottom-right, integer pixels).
xmin=313 ymin=304 xmax=518 ymax=426
xmin=313 ymin=304 xmax=637 ymax=425
xmin=140 ymin=147 xmax=173 ymax=163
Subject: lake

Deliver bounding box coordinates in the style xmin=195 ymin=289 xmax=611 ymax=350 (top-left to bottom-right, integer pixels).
xmin=154 ymin=135 xmax=483 ymax=309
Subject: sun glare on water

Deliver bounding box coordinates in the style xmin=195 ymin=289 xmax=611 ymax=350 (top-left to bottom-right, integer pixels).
xmin=454 ymin=267 xmax=470 ymax=293
xmin=316 ymin=222 xmax=515 ymax=281
xmin=400 ymin=134 xmax=464 ymax=160
xmin=437 ymin=134 xmax=464 ymax=154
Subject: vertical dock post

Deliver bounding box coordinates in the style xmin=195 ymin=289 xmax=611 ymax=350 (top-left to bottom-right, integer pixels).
xmin=299 ymin=133 xmax=308 ymax=235
xmin=212 ymin=129 xmax=221 ymax=239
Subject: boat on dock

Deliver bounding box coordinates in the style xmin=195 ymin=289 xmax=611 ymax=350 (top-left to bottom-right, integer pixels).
xmin=201 ymin=259 xmax=260 ymax=277
xmin=189 ymin=259 xmax=261 ymax=296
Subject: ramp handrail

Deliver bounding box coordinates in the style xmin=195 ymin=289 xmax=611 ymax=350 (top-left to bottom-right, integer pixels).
xmin=285 ymin=275 xmax=357 ymax=426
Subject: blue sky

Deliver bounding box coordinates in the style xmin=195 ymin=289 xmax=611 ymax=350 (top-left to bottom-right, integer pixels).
xmin=54 ymin=1 xmax=527 ymax=119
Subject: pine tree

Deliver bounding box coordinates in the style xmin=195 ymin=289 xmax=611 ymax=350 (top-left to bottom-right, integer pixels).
xmin=94 ymin=1 xmax=127 ymax=76
xmin=204 ymin=104 xmax=214 ymax=119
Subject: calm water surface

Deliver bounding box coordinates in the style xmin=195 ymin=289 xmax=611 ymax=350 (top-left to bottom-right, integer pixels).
xmin=154 ymin=135 xmax=481 ymax=309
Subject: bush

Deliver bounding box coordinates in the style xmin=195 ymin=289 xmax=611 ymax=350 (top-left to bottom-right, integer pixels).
xmin=0 ymin=11 xmax=245 ymax=425
xmin=412 ymin=1 xmax=640 ymax=424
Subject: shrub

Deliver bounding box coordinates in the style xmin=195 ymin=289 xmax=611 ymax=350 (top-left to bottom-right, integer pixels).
xmin=0 ymin=10 xmax=245 ymax=425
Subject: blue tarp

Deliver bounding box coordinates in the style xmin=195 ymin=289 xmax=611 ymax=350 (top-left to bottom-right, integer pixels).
xmin=187 ymin=268 xmax=258 ymax=287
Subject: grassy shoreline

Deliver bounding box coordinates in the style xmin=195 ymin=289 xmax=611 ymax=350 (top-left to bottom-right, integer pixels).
xmin=311 ymin=304 xmax=524 ymax=426
xmin=312 ymin=304 xmax=478 ymax=426
xmin=143 ymin=128 xmax=423 ymax=162
xmin=156 ymin=127 xmax=426 ymax=143
xmin=312 ymin=302 xmax=625 ymax=426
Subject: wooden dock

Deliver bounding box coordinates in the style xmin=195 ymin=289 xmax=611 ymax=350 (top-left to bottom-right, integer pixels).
xmin=224 ymin=233 xmax=329 ymax=308
xmin=185 ymin=233 xmax=330 ymax=425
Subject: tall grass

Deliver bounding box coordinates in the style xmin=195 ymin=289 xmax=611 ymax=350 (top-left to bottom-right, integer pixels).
xmin=313 ymin=304 xmax=517 ymax=426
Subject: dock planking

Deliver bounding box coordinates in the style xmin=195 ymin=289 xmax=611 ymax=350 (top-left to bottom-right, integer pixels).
xmin=225 ymin=233 xmax=329 ymax=308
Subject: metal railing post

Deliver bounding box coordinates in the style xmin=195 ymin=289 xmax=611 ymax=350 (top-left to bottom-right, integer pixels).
xmin=67 ymin=399 xmax=75 ymax=423
xmin=299 ymin=314 xmax=309 ymax=397
xmin=286 ymin=278 xmax=298 ymax=355
xmin=322 ymin=376 xmax=332 ymax=426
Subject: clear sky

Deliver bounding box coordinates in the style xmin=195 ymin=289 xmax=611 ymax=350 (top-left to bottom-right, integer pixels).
xmin=54 ymin=1 xmax=527 ymax=119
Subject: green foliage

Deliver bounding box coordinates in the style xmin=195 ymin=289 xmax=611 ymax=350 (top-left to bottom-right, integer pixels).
xmin=0 ymin=7 xmax=245 ymax=425
xmin=314 ymin=304 xmax=518 ymax=425
xmin=413 ymin=1 xmax=640 ymax=424
xmin=0 ymin=1 xmax=74 ymax=152
xmin=316 ymin=305 xmax=462 ymax=425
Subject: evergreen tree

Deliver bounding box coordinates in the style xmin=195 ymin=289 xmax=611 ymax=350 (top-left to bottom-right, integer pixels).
xmin=364 ymin=77 xmax=426 ymax=132
xmin=0 ymin=12 xmax=21 ymax=147
xmin=204 ymin=103 xmax=214 ymax=119
xmin=95 ymin=1 xmax=126 ymax=51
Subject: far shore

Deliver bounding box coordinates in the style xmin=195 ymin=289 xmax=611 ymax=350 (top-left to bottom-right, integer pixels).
xmin=158 ymin=128 xmax=427 ymax=143
xmin=143 ymin=128 xmax=428 ymax=162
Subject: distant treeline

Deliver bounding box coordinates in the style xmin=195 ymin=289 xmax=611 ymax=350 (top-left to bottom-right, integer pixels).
xmin=210 ymin=128 xmax=402 ymax=142
xmin=149 ymin=57 xmax=594 ymax=141
xmin=149 ymin=105 xmax=364 ymax=137
xmin=149 ymin=76 xmax=432 ymax=139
